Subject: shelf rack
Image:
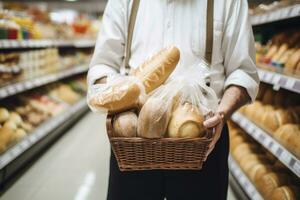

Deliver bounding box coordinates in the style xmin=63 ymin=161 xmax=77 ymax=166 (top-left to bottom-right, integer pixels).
xmin=229 ymin=155 xmax=263 ymax=200
xmin=0 ymin=65 xmax=88 ymax=100
xmin=257 ymin=69 xmax=300 ymax=94
xmin=231 ymin=112 xmax=300 ymax=178
xmin=251 ymin=4 xmax=300 ymax=25
xmin=0 ymin=39 xmax=95 ymax=49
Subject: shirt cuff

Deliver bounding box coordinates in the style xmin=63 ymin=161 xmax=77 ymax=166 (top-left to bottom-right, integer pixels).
xmin=87 ymin=64 xmax=117 ymax=86
xmin=224 ymin=69 xmax=259 ymax=102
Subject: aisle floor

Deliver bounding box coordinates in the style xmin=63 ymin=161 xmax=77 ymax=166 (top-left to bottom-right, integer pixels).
xmin=1 ymin=112 xmax=238 ymax=200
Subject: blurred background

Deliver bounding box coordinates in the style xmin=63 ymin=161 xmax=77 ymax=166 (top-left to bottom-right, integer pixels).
xmin=0 ymin=0 xmax=299 ymax=200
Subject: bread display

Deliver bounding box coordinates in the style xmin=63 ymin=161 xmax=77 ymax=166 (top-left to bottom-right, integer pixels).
xmin=131 ymin=46 xmax=180 ymax=94
xmin=137 ymin=97 xmax=171 ymax=138
xmin=89 ymin=79 xmax=141 ymax=114
xmin=11 ymin=129 xmax=27 ymax=143
xmin=167 ymin=103 xmax=205 ymax=138
xmin=113 ymin=111 xmax=138 ymax=137
xmin=0 ymin=127 xmax=14 ymax=154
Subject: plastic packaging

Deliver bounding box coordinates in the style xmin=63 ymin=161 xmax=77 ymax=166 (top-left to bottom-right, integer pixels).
xmin=87 ymin=75 xmax=146 ymax=114
xmin=137 ymin=59 xmax=218 ymax=138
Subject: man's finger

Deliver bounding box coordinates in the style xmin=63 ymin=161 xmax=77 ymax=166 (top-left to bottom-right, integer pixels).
xmin=203 ymin=115 xmax=222 ymax=128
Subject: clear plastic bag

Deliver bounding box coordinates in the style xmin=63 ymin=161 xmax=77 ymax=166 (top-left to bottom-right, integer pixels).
xmin=137 ymin=59 xmax=218 ymax=138
xmin=87 ymin=74 xmax=146 ymax=114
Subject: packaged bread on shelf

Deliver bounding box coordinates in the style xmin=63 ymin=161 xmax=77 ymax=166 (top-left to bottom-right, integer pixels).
xmin=113 ymin=111 xmax=138 ymax=137
xmin=131 ymin=46 xmax=180 ymax=94
xmin=88 ymin=76 xmax=145 ymax=114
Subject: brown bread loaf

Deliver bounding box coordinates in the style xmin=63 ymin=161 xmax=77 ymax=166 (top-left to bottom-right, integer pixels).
xmin=131 ymin=46 xmax=180 ymax=94
xmin=269 ymin=186 xmax=300 ymax=200
xmin=137 ymin=97 xmax=171 ymax=138
xmin=113 ymin=111 xmax=138 ymax=137
xmin=248 ymin=163 xmax=273 ymax=182
xmin=167 ymin=103 xmax=205 ymax=138
xmin=0 ymin=108 xmax=9 ymax=123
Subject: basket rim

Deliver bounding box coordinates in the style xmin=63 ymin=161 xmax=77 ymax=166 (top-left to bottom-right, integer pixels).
xmin=109 ymin=136 xmax=213 ymax=142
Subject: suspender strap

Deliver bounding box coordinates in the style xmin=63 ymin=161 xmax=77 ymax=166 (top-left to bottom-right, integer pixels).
xmin=124 ymin=0 xmax=214 ymax=72
xmin=124 ymin=0 xmax=140 ymax=74
xmin=205 ymin=0 xmax=214 ymax=64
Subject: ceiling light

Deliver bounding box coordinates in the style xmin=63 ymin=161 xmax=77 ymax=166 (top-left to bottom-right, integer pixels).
xmin=65 ymin=0 xmax=78 ymax=2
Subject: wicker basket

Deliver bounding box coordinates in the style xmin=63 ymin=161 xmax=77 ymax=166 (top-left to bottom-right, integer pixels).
xmin=106 ymin=117 xmax=213 ymax=171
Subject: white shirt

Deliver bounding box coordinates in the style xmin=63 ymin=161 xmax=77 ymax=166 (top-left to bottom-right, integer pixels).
xmin=88 ymin=0 xmax=259 ymax=101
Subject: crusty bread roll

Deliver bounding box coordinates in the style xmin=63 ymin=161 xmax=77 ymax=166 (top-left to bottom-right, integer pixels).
xmin=269 ymin=186 xmax=300 ymax=200
xmin=232 ymin=143 xmax=260 ymax=161
xmin=8 ymin=112 xmax=23 ymax=126
xmin=89 ymin=80 xmax=141 ymax=114
xmin=3 ymin=120 xmax=18 ymax=130
xmin=253 ymin=105 xmax=274 ymax=124
xmin=239 ymin=154 xmax=269 ymax=173
xmin=113 ymin=111 xmax=138 ymax=137
xmin=248 ymin=163 xmax=273 ymax=182
xmin=230 ymin=135 xmax=248 ymax=151
xmin=244 ymin=101 xmax=263 ymax=120
xmin=285 ymin=49 xmax=300 ymax=72
xmin=0 ymin=127 xmax=14 ymax=153
xmin=131 ymin=46 xmax=180 ymax=94
xmin=256 ymin=173 xmax=290 ymax=198
xmin=0 ymin=108 xmax=9 ymax=123
xmin=137 ymin=97 xmax=171 ymax=138
xmin=11 ymin=129 xmax=27 ymax=143
xmin=167 ymin=103 xmax=205 ymax=138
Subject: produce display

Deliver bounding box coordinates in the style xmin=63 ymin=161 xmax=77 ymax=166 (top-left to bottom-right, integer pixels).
xmin=0 ymin=48 xmax=91 ymax=86
xmin=0 ymin=4 xmax=99 ymax=40
xmin=239 ymin=83 xmax=300 ymax=159
xmin=0 ymin=76 xmax=87 ymax=154
xmin=229 ymin=121 xmax=300 ymax=200
xmin=255 ymin=30 xmax=300 ymax=76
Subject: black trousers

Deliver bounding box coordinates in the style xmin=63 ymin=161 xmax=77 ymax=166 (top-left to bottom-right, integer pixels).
xmin=107 ymin=125 xmax=229 ymax=200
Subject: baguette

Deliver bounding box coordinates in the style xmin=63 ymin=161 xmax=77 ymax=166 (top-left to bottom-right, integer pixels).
xmin=89 ymin=79 xmax=141 ymax=114
xmin=132 ymin=46 xmax=180 ymax=93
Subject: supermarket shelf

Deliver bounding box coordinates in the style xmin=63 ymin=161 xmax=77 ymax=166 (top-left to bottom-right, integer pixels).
xmin=258 ymin=68 xmax=300 ymax=94
xmin=251 ymin=4 xmax=300 ymax=25
xmin=0 ymin=99 xmax=88 ymax=171
xmin=0 ymin=39 xmax=95 ymax=49
xmin=231 ymin=112 xmax=300 ymax=178
xmin=0 ymin=65 xmax=88 ymax=100
xmin=228 ymin=155 xmax=263 ymax=200
xmin=229 ymin=173 xmax=250 ymax=200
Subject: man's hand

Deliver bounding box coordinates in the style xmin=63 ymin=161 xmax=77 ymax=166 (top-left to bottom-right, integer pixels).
xmin=203 ymin=85 xmax=251 ymax=155
xmin=204 ymin=112 xmax=225 ymax=155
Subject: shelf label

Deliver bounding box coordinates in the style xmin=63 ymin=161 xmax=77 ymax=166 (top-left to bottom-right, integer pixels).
xmin=293 ymin=161 xmax=300 ymax=176
xmin=276 ymin=147 xmax=283 ymax=157
xmin=292 ymin=80 xmax=300 ymax=93
xmin=0 ymin=89 xmax=8 ymax=98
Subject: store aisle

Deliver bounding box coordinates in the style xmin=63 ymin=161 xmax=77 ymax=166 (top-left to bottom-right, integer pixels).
xmin=1 ymin=112 xmax=237 ymax=200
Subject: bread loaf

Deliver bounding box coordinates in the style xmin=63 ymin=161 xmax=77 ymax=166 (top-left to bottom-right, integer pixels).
xmin=269 ymin=186 xmax=300 ymax=200
xmin=248 ymin=163 xmax=272 ymax=182
xmin=0 ymin=127 xmax=14 ymax=153
xmin=0 ymin=108 xmax=9 ymax=123
xmin=256 ymin=173 xmax=290 ymax=198
xmin=137 ymin=97 xmax=171 ymax=138
xmin=232 ymin=143 xmax=260 ymax=161
xmin=11 ymin=129 xmax=27 ymax=143
xmin=131 ymin=46 xmax=180 ymax=94
xmin=113 ymin=111 xmax=138 ymax=137
xmin=89 ymin=79 xmax=141 ymax=114
xmin=167 ymin=103 xmax=205 ymax=138
xmin=8 ymin=112 xmax=23 ymax=126
xmin=3 ymin=120 xmax=18 ymax=130
xmin=285 ymin=49 xmax=300 ymax=72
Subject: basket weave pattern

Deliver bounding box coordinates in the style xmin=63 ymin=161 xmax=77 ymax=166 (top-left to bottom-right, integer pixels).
xmin=106 ymin=118 xmax=212 ymax=171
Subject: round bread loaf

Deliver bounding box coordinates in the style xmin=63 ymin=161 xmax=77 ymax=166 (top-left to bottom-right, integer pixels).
xmin=269 ymin=186 xmax=300 ymax=200
xmin=230 ymin=135 xmax=248 ymax=151
xmin=11 ymin=129 xmax=27 ymax=143
xmin=113 ymin=111 xmax=138 ymax=137
xmin=245 ymin=101 xmax=263 ymax=120
xmin=0 ymin=108 xmax=9 ymax=123
xmin=232 ymin=143 xmax=260 ymax=162
xmin=256 ymin=173 xmax=290 ymax=198
xmin=8 ymin=112 xmax=23 ymax=126
xmin=3 ymin=120 xmax=18 ymax=130
xmin=167 ymin=103 xmax=205 ymax=138
xmin=248 ymin=163 xmax=273 ymax=182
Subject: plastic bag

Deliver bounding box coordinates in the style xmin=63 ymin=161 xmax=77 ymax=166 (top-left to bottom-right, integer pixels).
xmin=87 ymin=74 xmax=146 ymax=114
xmin=137 ymin=59 xmax=218 ymax=138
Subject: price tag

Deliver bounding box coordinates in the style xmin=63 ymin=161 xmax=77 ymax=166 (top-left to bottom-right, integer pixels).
xmin=276 ymin=147 xmax=283 ymax=157
xmin=286 ymin=78 xmax=295 ymax=89
xmin=293 ymin=160 xmax=300 ymax=176
xmin=7 ymin=85 xmax=16 ymax=95
xmin=292 ymin=80 xmax=300 ymax=93
xmin=280 ymin=151 xmax=290 ymax=164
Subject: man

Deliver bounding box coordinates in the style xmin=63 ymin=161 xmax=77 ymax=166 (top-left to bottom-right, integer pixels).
xmin=87 ymin=0 xmax=259 ymax=199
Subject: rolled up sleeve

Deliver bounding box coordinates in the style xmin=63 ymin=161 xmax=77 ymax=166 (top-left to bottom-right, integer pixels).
xmin=222 ymin=0 xmax=259 ymax=101
xmin=87 ymin=0 xmax=127 ymax=86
